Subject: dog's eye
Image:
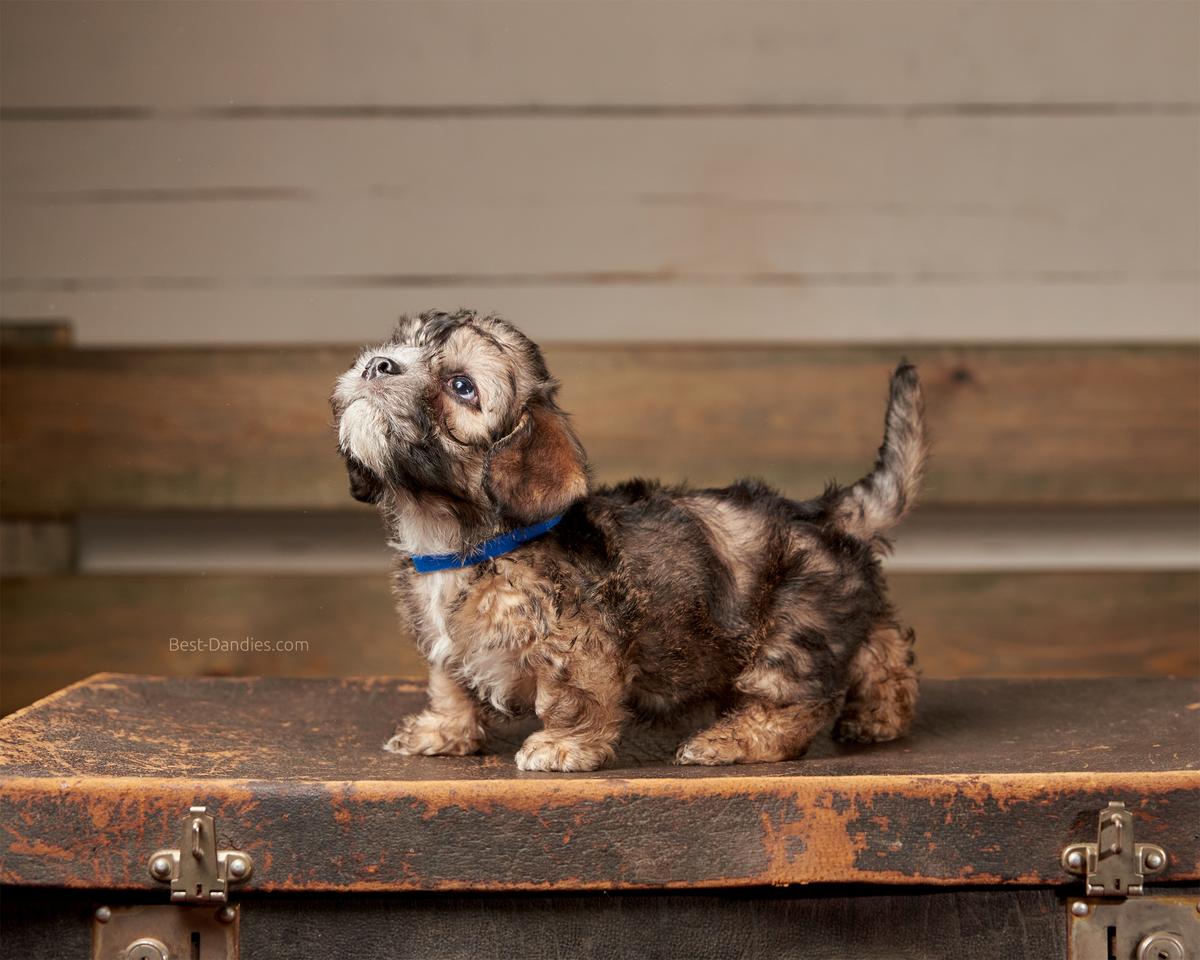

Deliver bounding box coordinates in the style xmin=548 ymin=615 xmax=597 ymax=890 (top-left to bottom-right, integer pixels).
xmin=448 ymin=375 xmax=478 ymax=404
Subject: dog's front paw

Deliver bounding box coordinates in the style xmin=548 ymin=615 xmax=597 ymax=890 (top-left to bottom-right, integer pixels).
xmin=514 ymin=731 xmax=612 ymax=772
xmin=383 ymin=710 xmax=483 ymax=757
xmin=675 ymin=732 xmax=745 ymax=766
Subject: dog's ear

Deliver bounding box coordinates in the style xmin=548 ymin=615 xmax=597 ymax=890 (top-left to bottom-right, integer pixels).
xmin=344 ymin=456 xmax=384 ymax=504
xmin=484 ymin=399 xmax=588 ymax=525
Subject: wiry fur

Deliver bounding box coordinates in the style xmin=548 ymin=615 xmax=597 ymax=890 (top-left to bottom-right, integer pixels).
xmin=331 ymin=310 xmax=927 ymax=771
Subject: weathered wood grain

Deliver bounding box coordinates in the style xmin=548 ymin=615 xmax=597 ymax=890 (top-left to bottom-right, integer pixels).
xmin=0 ymin=319 xmax=71 ymax=346
xmin=2 ymin=344 xmax=1196 ymax=516
xmin=0 ymin=675 xmax=1196 ymax=891
xmin=3 ymin=1 xmax=1194 ymax=108
xmin=2 ymin=570 xmax=1196 ymax=714
xmin=2 ymin=4 xmax=1196 ymax=343
xmin=4 ymin=117 xmax=1195 ymax=283
xmin=0 ymin=575 xmax=420 ymax=714
xmin=0 ymin=886 xmax=1081 ymax=960
xmin=886 ymin=571 xmax=1200 ymax=678
xmin=0 ymin=520 xmax=76 ymax=575
xmin=2 ymin=283 xmax=1199 ymax=345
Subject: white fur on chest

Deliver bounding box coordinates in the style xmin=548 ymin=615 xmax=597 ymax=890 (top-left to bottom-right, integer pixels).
xmin=408 ymin=569 xmax=468 ymax=669
xmin=406 ymin=562 xmax=541 ymax=714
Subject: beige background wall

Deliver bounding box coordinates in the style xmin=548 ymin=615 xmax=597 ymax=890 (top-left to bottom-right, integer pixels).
xmin=2 ymin=0 xmax=1197 ymax=346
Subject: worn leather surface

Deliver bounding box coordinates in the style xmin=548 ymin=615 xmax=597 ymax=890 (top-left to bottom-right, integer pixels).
xmin=1 ymin=675 xmax=1196 ymax=780
xmin=0 ymin=884 xmax=1084 ymax=960
xmin=0 ymin=676 xmax=1196 ymax=892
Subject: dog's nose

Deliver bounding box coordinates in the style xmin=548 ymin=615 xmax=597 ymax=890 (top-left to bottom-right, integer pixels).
xmin=362 ymin=356 xmax=402 ymax=380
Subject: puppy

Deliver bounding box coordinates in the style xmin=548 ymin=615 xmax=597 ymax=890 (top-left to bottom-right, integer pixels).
xmin=332 ymin=310 xmax=926 ymax=771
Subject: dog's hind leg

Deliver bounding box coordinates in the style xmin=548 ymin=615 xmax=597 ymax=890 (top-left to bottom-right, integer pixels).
xmin=833 ymin=620 xmax=918 ymax=744
xmin=675 ymin=696 xmax=836 ymax=765
xmin=675 ymin=633 xmax=839 ymax=765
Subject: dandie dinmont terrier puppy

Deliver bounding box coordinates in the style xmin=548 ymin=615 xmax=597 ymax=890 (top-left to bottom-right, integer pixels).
xmin=332 ymin=310 xmax=926 ymax=771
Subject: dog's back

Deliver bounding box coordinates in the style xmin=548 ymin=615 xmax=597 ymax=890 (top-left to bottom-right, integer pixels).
xmin=547 ymin=364 xmax=925 ymax=755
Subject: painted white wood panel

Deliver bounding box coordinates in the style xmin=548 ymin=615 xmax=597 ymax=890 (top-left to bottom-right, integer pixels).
xmin=74 ymin=509 xmax=1200 ymax=574
xmin=3 ymin=1 xmax=1196 ymax=109
xmin=2 ymin=284 xmax=1196 ymax=345
xmin=3 ymin=116 xmax=1195 ymax=282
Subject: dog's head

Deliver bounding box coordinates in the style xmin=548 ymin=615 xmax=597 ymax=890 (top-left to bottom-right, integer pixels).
xmin=331 ymin=311 xmax=589 ymax=535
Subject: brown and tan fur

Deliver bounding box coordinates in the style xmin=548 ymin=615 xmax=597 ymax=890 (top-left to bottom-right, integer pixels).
xmin=331 ymin=310 xmax=927 ymax=771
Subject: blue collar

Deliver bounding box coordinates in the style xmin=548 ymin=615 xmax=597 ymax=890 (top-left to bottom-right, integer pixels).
xmin=411 ymin=514 xmax=565 ymax=573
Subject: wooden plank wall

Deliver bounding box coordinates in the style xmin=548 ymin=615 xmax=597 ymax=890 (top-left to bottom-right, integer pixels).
xmin=0 ymin=1 xmax=1197 ymax=711
xmin=1 ymin=1 xmax=1197 ymax=343
xmin=4 ymin=344 xmax=1198 ymax=513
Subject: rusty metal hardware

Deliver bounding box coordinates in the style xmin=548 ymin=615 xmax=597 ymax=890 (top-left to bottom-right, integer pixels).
xmin=146 ymin=805 xmax=252 ymax=904
xmin=1063 ymin=802 xmax=1194 ymax=959
xmin=1061 ymin=800 xmax=1167 ymax=897
xmin=1066 ymin=896 xmax=1197 ymax=960
xmin=92 ymin=903 xmax=239 ymax=960
xmin=93 ymin=806 xmax=247 ymax=957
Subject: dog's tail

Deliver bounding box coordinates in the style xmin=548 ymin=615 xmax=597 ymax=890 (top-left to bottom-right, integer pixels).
xmin=825 ymin=362 xmax=927 ymax=544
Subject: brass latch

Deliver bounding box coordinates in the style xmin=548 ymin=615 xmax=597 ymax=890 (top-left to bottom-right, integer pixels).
xmin=1061 ymin=800 xmax=1166 ymax=897
xmin=94 ymin=806 xmax=250 ymax=959
xmin=146 ymin=805 xmax=253 ymax=903
xmin=93 ymin=903 xmax=239 ymax=960
xmin=1062 ymin=801 xmax=1196 ymax=960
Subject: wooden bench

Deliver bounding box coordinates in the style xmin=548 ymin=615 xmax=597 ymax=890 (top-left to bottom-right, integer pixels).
xmin=0 ymin=673 xmax=1196 ymax=958
xmin=1 ymin=326 xmax=1198 ymax=711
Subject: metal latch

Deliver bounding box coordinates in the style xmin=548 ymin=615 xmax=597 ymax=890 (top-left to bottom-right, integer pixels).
xmin=1062 ymin=800 xmax=1166 ymax=897
xmin=146 ymin=805 xmax=253 ymax=903
xmin=93 ymin=806 xmax=251 ymax=959
xmin=1062 ymin=801 xmax=1197 ymax=960
xmin=93 ymin=903 xmax=239 ymax=960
